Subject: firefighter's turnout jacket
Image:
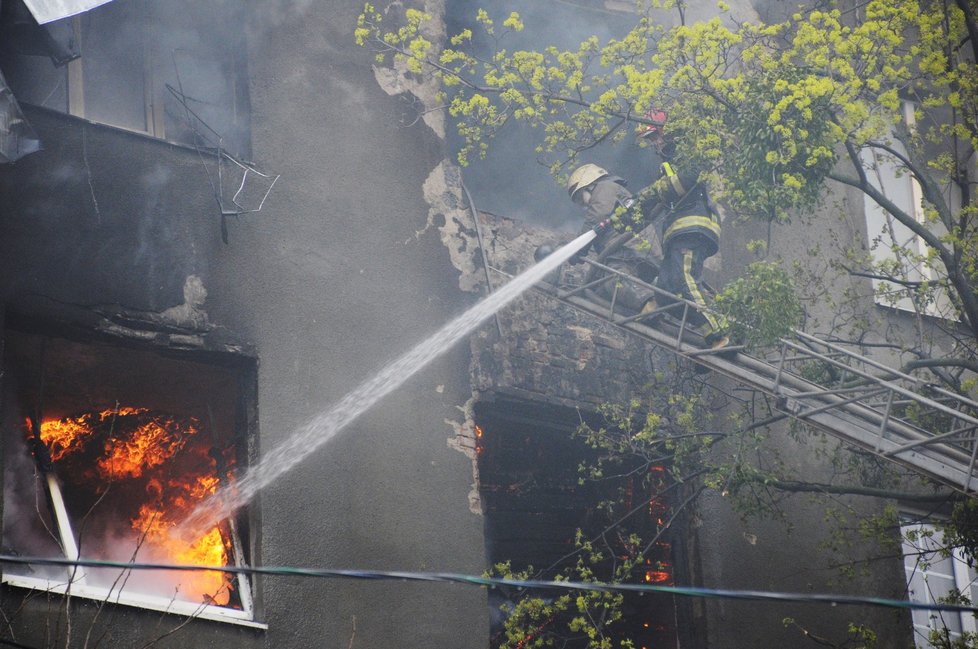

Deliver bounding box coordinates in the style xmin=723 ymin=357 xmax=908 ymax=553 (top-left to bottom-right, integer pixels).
xmin=651 ymin=160 xmax=720 ymax=255
xmin=576 ymin=175 xmax=658 ymax=312
xmin=647 ymin=158 xmax=725 ymax=339
xmin=580 ymin=174 xmax=632 ymax=248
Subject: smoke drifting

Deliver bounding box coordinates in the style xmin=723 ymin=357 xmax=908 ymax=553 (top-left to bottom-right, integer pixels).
xmin=3 ymin=407 xmax=234 ymax=605
xmin=444 ymin=0 xmax=760 ymax=231
xmin=445 ymin=0 xmax=650 ymax=231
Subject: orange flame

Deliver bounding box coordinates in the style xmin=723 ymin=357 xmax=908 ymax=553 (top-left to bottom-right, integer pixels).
xmin=98 ymin=417 xmax=196 ymax=479
xmin=644 ymin=570 xmax=671 ymax=584
xmin=474 ymin=424 xmax=484 ymax=455
xmin=133 ymin=495 xmax=231 ymax=606
xmin=35 ymin=408 xmax=149 ymax=463
xmin=33 ymin=407 xmax=235 ymax=606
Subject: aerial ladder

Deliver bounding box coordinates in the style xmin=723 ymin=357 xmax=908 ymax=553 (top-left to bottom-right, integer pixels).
xmin=501 ymin=250 xmax=978 ymax=495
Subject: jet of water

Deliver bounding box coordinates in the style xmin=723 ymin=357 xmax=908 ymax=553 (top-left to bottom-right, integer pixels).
xmin=179 ymin=230 xmax=597 ymax=537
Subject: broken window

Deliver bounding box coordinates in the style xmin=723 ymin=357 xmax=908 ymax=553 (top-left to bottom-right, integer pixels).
xmin=0 ymin=0 xmax=251 ymax=158
xmin=475 ymin=398 xmax=678 ymax=649
xmin=901 ymin=516 xmax=978 ymax=648
xmin=1 ymin=319 xmax=259 ymax=625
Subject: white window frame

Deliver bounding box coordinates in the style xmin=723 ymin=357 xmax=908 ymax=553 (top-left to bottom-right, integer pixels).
xmin=862 ymin=101 xmax=954 ymax=318
xmin=4 ymin=573 xmax=265 ymax=628
xmin=901 ymin=518 xmax=978 ymax=648
xmin=0 ymin=331 xmax=262 ymax=627
xmin=3 ymin=444 xmax=262 ymax=627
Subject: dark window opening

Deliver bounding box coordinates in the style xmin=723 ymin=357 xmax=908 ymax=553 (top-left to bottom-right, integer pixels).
xmin=1 ymin=318 xmax=258 ymax=623
xmin=0 ymin=0 xmax=251 ymax=159
xmin=475 ymin=397 xmax=678 ymax=649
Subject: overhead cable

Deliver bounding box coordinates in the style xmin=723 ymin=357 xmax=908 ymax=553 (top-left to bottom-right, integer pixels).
xmin=2 ymin=554 xmax=975 ymax=614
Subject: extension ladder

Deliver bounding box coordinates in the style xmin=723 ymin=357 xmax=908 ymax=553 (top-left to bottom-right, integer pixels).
xmin=510 ymin=257 xmax=978 ymax=494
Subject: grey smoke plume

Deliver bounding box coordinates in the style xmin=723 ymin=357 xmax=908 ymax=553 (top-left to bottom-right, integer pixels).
xmin=446 ymin=0 xmax=650 ymax=231
xmin=445 ymin=0 xmax=760 ymax=230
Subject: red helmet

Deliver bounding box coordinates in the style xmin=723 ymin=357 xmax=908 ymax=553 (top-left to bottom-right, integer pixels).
xmin=637 ymin=109 xmax=667 ymax=139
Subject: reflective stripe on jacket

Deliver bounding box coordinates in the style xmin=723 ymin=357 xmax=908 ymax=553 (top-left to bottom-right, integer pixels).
xmin=655 ymin=161 xmax=720 ymax=256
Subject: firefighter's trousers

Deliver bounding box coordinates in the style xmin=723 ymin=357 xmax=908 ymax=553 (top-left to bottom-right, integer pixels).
xmin=655 ymin=239 xmax=723 ymax=336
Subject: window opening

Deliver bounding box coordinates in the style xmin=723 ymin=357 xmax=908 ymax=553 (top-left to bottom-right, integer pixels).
xmin=1 ymin=323 xmax=258 ymax=625
xmin=475 ymin=398 xmax=678 ymax=649
xmin=0 ymin=0 xmax=251 ymax=158
xmin=861 ymin=101 xmax=954 ymax=317
xmin=901 ymin=517 xmax=978 ymax=647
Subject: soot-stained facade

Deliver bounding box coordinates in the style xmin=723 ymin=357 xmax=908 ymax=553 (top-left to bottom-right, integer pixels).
xmin=0 ymin=0 xmax=485 ymax=646
xmin=0 ymin=0 xmax=933 ymax=648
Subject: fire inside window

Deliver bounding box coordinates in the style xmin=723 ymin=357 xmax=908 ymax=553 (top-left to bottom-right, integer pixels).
xmin=475 ymin=399 xmax=678 ymax=649
xmin=1 ymin=325 xmax=258 ymax=625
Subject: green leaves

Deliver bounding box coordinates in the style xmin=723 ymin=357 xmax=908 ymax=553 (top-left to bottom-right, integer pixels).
xmin=714 ymin=261 xmax=803 ymax=349
xmin=484 ymin=536 xmax=636 ymax=649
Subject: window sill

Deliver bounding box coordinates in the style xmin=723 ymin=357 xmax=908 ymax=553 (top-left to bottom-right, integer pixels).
xmin=2 ymin=573 xmax=267 ymax=629
xmin=20 ymin=103 xmax=254 ymax=164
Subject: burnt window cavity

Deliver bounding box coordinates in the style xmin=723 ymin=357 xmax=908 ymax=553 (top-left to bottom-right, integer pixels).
xmin=475 ymin=397 xmax=678 ymax=649
xmin=1 ymin=322 xmax=259 ymax=625
xmin=0 ymin=0 xmax=251 ymax=159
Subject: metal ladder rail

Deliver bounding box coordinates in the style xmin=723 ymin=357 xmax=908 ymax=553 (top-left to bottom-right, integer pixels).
xmin=572 ymin=258 xmax=978 ymax=432
xmin=543 ymin=281 xmax=978 ymax=491
xmin=734 ymin=345 xmax=978 ymax=491
xmin=516 ymin=259 xmax=978 ymax=492
xmin=771 ymin=334 xmax=978 ymax=453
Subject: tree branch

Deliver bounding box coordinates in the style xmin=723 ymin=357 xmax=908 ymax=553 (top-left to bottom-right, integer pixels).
xmin=954 ymin=0 xmax=978 ymax=64
xmin=902 ymin=357 xmax=978 ymax=376
xmin=369 ymin=37 xmax=657 ymax=126
xmin=743 ymin=477 xmax=961 ymax=503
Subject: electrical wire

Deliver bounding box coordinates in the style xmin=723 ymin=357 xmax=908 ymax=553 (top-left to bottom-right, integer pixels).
xmin=2 ymin=555 xmax=976 ymax=614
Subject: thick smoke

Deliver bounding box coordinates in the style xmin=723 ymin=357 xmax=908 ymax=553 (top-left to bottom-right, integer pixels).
xmin=446 ymin=0 xmax=759 ymax=231
xmin=446 ymin=0 xmax=653 ymax=232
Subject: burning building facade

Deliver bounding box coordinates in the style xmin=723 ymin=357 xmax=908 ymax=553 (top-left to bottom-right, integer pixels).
xmin=0 ymin=0 xmax=960 ymax=648
xmin=0 ymin=0 xmax=487 ymax=645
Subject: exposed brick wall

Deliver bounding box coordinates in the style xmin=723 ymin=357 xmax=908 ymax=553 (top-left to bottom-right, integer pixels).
xmin=468 ymin=212 xmax=656 ymax=409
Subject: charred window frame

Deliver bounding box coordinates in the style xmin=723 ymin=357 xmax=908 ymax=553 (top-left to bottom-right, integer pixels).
xmin=0 ymin=0 xmax=251 ymax=159
xmin=0 ymin=315 xmax=262 ymax=627
xmin=474 ymin=397 xmax=679 ymax=649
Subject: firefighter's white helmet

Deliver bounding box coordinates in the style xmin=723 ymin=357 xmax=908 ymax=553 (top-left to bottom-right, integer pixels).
xmin=567 ymin=163 xmax=609 ymax=201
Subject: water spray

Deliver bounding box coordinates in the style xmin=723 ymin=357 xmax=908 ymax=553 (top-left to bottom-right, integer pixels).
xmin=178 ymin=230 xmax=597 ymax=537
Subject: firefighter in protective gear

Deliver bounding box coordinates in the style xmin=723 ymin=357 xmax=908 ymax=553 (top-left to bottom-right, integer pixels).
xmin=564 ymin=163 xmax=658 ymax=314
xmin=638 ymin=109 xmax=727 ymax=349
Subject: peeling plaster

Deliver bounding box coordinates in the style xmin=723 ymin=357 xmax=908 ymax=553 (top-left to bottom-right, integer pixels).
xmin=422 ymin=161 xmax=483 ymax=293
xmin=369 ymin=0 xmax=446 ymax=139
xmin=364 ymin=1 xmax=488 ymax=508
xmin=445 ymin=395 xmax=483 ymax=514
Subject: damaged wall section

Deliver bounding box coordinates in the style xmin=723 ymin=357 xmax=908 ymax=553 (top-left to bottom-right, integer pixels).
xmin=460 ymin=205 xmax=659 ymax=408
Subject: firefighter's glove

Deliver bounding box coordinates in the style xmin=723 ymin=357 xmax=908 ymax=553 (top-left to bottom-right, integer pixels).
xmin=592 ymin=219 xmax=613 ymax=236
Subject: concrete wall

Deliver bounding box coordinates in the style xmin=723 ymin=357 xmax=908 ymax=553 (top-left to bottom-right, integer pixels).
xmin=0 ymin=0 xmax=488 ymax=647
